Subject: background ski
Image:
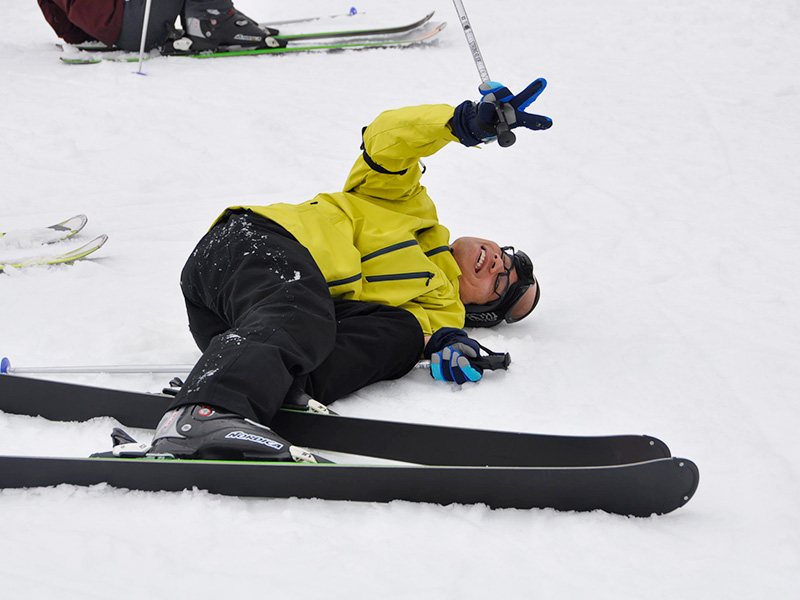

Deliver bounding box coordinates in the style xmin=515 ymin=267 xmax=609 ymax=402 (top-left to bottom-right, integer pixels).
xmin=60 ymin=22 xmax=445 ymax=64
xmin=199 ymin=23 xmax=445 ymax=58
xmin=275 ymin=11 xmax=434 ymax=41
xmin=67 ymin=11 xmax=432 ymax=50
xmin=0 ymin=453 xmax=699 ymax=516
xmin=0 ymin=234 xmax=107 ymax=272
xmin=0 ymin=374 xmax=673 ymax=467
xmin=67 ymin=5 xmax=364 ymax=49
xmin=261 ymin=6 xmax=360 ymax=28
xmin=0 ymin=214 xmax=87 ymax=244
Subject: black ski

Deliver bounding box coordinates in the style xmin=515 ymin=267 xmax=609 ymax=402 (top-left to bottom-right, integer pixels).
xmin=0 ymin=453 xmax=699 ymax=516
xmin=1 ymin=375 xmax=670 ymax=467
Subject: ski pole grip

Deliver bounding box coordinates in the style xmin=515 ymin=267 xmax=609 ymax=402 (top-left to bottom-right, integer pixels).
xmin=495 ymin=119 xmax=516 ymax=148
xmin=474 ymin=352 xmax=511 ymax=371
xmin=494 ymin=105 xmax=516 ymax=148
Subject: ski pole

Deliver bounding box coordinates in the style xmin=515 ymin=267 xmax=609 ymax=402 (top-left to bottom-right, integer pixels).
xmin=450 ymin=0 xmax=515 ymax=147
xmin=134 ymin=0 xmax=153 ymax=75
xmin=1 ymin=355 xmax=510 ymax=375
xmin=0 ymin=357 xmax=194 ymax=375
xmin=0 ymin=357 xmax=431 ymax=375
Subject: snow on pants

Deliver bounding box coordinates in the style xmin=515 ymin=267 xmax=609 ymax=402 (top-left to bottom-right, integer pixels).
xmin=170 ymin=211 xmax=424 ymax=426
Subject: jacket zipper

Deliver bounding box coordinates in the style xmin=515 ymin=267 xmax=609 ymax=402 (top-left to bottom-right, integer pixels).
xmin=366 ymin=272 xmax=435 ymax=286
xmin=331 ymin=240 xmax=439 ymax=288
xmin=361 ymin=240 xmax=419 ymax=262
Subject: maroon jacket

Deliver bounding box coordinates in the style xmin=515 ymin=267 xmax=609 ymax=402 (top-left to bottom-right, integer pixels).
xmin=38 ymin=0 xmax=124 ymax=46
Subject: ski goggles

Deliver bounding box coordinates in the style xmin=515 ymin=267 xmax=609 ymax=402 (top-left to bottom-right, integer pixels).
xmin=464 ymin=247 xmax=540 ymax=328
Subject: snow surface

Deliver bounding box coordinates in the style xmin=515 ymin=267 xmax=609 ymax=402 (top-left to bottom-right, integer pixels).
xmin=1 ymin=0 xmax=799 ymax=597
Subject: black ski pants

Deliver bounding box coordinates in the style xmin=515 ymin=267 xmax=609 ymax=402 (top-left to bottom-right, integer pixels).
xmin=170 ymin=211 xmax=424 ymax=426
xmin=115 ymin=0 xmax=234 ymax=51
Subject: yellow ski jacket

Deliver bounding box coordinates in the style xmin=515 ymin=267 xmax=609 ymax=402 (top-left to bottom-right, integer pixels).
xmin=219 ymin=104 xmax=465 ymax=335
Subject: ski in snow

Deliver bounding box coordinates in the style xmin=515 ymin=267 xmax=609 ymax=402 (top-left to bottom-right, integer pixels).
xmin=64 ymin=8 xmax=408 ymax=51
xmin=0 ymin=374 xmax=699 ymax=515
xmin=0 ymin=215 xmax=106 ymax=272
xmin=0 ymin=453 xmax=698 ymax=517
xmin=275 ymin=11 xmax=435 ymax=41
xmin=0 ymin=214 xmax=87 ymax=246
xmin=260 ymin=6 xmax=360 ymax=28
xmin=60 ymin=13 xmax=445 ymax=64
xmin=0 ymin=374 xmax=672 ymax=467
xmin=0 ymin=235 xmax=107 ymax=271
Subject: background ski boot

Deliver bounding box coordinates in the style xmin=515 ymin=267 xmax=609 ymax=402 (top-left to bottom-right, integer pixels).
xmin=163 ymin=9 xmax=284 ymax=54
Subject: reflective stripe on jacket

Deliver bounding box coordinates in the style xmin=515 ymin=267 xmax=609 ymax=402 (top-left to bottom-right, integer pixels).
xmin=218 ymin=104 xmax=465 ymax=335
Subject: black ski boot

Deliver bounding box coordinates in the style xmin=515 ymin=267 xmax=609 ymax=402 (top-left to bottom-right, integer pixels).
xmin=147 ymin=405 xmax=322 ymax=463
xmin=162 ymin=8 xmax=284 ymax=54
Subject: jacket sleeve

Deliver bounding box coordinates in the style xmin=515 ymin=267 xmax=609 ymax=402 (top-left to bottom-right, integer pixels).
xmin=343 ymin=104 xmax=459 ymax=201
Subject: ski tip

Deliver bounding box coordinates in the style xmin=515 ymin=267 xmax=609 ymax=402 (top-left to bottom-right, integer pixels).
xmin=58 ymin=214 xmax=89 ymax=229
xmin=0 ymin=357 xmax=9 ymax=374
xmin=674 ymin=456 xmax=700 ymax=504
xmin=84 ymin=233 xmax=109 ymax=249
xmin=644 ymin=434 xmax=671 ymax=458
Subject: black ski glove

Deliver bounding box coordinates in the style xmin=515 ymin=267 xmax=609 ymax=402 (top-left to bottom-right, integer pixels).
xmin=451 ymin=78 xmax=553 ymax=147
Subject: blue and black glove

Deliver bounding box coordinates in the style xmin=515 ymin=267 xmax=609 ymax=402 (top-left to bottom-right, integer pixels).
xmin=424 ymin=328 xmax=485 ymax=384
xmin=451 ymin=78 xmax=553 ymax=147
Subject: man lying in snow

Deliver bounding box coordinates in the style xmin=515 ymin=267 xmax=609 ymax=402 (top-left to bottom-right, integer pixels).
xmin=147 ymin=80 xmax=552 ymax=462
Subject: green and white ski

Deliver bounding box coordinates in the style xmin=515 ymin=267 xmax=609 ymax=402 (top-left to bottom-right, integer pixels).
xmin=0 ymin=234 xmax=108 ymax=272
xmin=60 ymin=20 xmax=446 ymax=65
xmin=0 ymin=214 xmax=87 ymax=245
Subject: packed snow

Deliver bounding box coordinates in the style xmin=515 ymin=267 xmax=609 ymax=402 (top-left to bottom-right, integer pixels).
xmin=1 ymin=0 xmax=798 ymax=597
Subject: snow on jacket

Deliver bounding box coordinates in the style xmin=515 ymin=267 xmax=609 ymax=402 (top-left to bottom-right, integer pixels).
xmin=38 ymin=0 xmax=124 ymax=46
xmin=219 ymin=104 xmax=466 ymax=335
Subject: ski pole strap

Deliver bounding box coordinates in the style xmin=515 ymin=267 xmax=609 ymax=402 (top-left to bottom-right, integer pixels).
xmin=360 ymin=127 xmax=408 ymax=175
xmin=474 ymin=344 xmax=512 ymax=370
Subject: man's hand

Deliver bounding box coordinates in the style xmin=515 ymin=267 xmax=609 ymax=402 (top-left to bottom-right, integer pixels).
xmin=424 ymin=328 xmax=484 ymax=384
xmin=451 ymin=78 xmax=553 ymax=147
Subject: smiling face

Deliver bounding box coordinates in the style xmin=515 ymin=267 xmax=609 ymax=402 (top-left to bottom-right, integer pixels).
xmin=450 ymin=236 xmax=520 ymax=305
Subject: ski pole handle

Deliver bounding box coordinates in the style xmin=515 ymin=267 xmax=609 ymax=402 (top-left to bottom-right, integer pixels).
xmin=494 ymin=114 xmax=516 ymax=148
xmin=0 ymin=357 xmax=195 ymax=375
xmin=473 ymin=352 xmax=512 ymax=371
xmin=452 ymin=0 xmax=516 ymax=148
